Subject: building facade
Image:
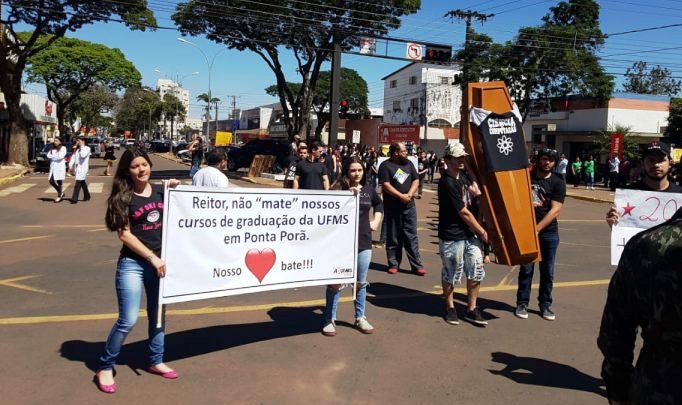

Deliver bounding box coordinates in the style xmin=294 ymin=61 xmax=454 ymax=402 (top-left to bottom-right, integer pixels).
xmin=156 ymin=79 xmax=190 ymax=138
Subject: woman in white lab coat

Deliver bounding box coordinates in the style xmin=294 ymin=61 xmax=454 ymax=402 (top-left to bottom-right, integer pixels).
xmin=69 ymin=137 xmax=91 ymax=204
xmin=47 ymin=137 xmax=67 ymax=202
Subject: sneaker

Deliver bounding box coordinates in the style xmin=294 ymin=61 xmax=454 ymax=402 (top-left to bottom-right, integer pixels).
xmin=387 ymin=267 xmax=398 ymax=274
xmin=514 ymin=304 xmax=529 ymax=319
xmin=445 ymin=307 xmax=459 ymax=325
xmin=541 ymin=307 xmax=556 ymax=321
xmin=464 ymin=308 xmax=488 ymax=326
xmin=322 ymin=321 xmax=336 ymax=337
xmin=413 ymin=268 xmax=426 ymax=276
xmin=354 ymin=317 xmax=374 ymax=334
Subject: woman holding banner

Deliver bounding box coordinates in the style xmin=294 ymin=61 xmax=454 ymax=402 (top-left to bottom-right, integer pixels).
xmin=322 ymin=156 xmax=384 ymax=336
xmin=95 ymin=148 xmax=180 ymax=394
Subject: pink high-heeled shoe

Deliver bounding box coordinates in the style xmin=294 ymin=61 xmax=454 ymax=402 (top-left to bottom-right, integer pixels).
xmin=148 ymin=366 xmax=179 ymax=379
xmin=94 ymin=374 xmax=117 ymax=394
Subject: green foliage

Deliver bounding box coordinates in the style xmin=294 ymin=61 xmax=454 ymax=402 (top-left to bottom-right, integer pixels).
xmin=0 ymin=0 xmax=155 ymax=164
xmin=70 ymin=85 xmax=119 ymax=129
xmin=173 ymin=0 xmax=419 ymax=139
xmin=623 ymin=61 xmax=681 ymax=96
xmin=468 ymin=0 xmax=614 ymax=117
xmin=114 ymin=88 xmax=163 ymax=136
xmin=592 ymin=124 xmax=640 ymax=161
xmin=25 ymin=35 xmax=141 ymax=133
xmin=666 ymin=98 xmax=682 ymax=145
xmin=265 ymin=67 xmax=370 ymax=136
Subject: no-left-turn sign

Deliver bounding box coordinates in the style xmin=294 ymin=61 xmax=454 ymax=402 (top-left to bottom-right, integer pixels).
xmin=406 ymin=43 xmax=423 ymax=61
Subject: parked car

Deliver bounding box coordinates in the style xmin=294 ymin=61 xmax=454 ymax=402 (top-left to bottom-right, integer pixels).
xmin=124 ymin=138 xmax=136 ymax=148
xmin=34 ymin=143 xmax=73 ymax=173
xmin=222 ymin=139 xmax=290 ymax=172
xmin=150 ymin=140 xmax=171 ymax=153
xmin=83 ymin=137 xmax=104 ymax=157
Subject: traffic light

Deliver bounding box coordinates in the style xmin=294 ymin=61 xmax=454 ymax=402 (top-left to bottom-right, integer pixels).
xmin=339 ymin=99 xmax=349 ymax=119
xmin=424 ymin=45 xmax=452 ymax=62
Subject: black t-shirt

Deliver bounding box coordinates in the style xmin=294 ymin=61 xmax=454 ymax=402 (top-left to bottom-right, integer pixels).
xmin=357 ymin=183 xmax=384 ymax=251
xmin=283 ymin=156 xmax=299 ymax=188
xmin=120 ymin=184 xmax=165 ymax=261
xmin=378 ymin=159 xmax=419 ymax=210
xmin=296 ymin=159 xmax=328 ymax=190
xmin=530 ymin=171 xmax=566 ymax=234
xmin=191 ymin=144 xmax=203 ymax=163
xmin=473 ymin=109 xmax=528 ymax=172
xmin=418 ymin=158 xmax=427 ymax=177
xmin=438 ymin=172 xmax=475 ymax=241
xmin=628 ymin=180 xmax=682 ymax=193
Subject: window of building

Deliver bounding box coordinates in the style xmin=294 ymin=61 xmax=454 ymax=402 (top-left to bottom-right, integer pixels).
xmin=390 ymin=80 xmax=397 ymax=88
xmin=428 ymin=119 xmax=452 ymax=128
xmin=409 ymin=76 xmax=418 ymax=85
xmin=440 ymin=76 xmax=450 ymax=85
xmin=392 ymin=100 xmax=401 ymax=112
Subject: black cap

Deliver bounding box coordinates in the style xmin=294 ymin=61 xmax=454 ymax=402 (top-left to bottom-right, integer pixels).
xmin=538 ymin=148 xmax=558 ymax=160
xmin=643 ymin=141 xmax=670 ymax=158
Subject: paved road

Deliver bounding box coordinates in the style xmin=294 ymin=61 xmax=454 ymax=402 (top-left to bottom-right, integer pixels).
xmin=0 ymin=154 xmax=616 ymax=404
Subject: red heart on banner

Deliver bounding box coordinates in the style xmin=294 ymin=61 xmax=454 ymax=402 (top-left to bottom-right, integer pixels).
xmin=245 ymin=248 xmax=277 ymax=283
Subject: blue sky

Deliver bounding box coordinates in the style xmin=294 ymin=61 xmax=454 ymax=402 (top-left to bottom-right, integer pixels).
xmin=17 ymin=0 xmax=682 ymax=119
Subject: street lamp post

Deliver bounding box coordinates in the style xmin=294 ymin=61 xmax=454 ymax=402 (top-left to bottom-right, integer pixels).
xmin=177 ymin=37 xmax=225 ymax=147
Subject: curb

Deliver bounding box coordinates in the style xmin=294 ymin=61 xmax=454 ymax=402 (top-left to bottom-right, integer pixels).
xmin=566 ymin=193 xmax=612 ymax=204
xmin=0 ymin=169 xmax=29 ymax=186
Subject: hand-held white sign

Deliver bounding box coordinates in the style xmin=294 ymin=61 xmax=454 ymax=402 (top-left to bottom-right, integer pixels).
xmin=159 ymin=186 xmax=359 ymax=307
xmin=611 ymin=188 xmax=682 ymax=265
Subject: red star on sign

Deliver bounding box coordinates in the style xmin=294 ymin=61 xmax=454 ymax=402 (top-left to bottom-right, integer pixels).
xmin=622 ymin=203 xmax=636 ymax=216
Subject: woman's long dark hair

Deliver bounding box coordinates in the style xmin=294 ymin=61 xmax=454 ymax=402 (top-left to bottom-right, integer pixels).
xmin=334 ymin=156 xmax=366 ymax=190
xmin=105 ymin=148 xmax=153 ymax=232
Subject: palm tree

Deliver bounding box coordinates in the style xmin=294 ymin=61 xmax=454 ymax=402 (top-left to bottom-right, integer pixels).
xmin=196 ymin=93 xmax=220 ymax=121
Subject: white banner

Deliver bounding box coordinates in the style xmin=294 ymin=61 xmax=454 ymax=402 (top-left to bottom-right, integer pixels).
xmin=159 ymin=186 xmax=359 ymax=304
xmin=611 ymin=188 xmax=682 ymax=265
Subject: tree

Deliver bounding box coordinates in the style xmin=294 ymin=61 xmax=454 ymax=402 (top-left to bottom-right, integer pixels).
xmin=173 ymin=0 xmax=419 ymax=140
xmin=196 ymin=92 xmax=220 ymax=123
xmin=623 ymin=61 xmax=681 ymax=96
xmin=0 ymin=1 xmax=155 ymax=165
xmin=70 ymin=85 xmax=119 ymax=129
xmin=114 ymin=88 xmax=163 ymax=138
xmin=25 ymin=36 xmax=141 ymax=137
xmin=592 ymin=124 xmax=640 ymax=161
xmin=265 ymin=67 xmax=370 ymax=138
xmin=475 ymin=0 xmax=614 ymax=118
xmin=666 ymin=98 xmax=682 ymax=145
xmin=162 ymin=93 xmax=187 ymax=140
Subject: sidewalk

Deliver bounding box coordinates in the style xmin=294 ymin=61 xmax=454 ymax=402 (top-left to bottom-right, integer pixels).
xmin=0 ymin=165 xmax=29 ymax=186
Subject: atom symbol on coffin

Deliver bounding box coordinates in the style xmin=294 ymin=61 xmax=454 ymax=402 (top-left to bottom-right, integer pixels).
xmin=497 ymin=135 xmax=514 ymax=155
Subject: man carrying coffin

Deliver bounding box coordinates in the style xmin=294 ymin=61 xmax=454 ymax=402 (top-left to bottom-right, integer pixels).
xmin=514 ymin=149 xmax=565 ymax=321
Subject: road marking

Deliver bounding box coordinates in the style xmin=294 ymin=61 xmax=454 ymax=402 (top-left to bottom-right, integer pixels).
xmin=0 ymin=275 xmax=51 ymax=295
xmin=43 ymin=183 xmax=71 ymax=193
xmin=0 ymin=235 xmax=53 ymax=245
xmin=0 ymin=183 xmax=36 ymax=197
xmin=421 ymin=189 xmax=435 ymax=194
xmin=496 ymin=265 xmax=518 ymax=287
xmin=560 ymin=241 xmax=609 ymax=248
xmin=89 ymin=183 xmax=104 ymax=193
xmin=0 ymin=279 xmax=610 ymax=325
xmin=87 ymin=228 xmax=108 ymax=232
xmin=23 ymin=225 xmax=102 ymax=228
xmin=558 ymin=219 xmax=606 ymax=223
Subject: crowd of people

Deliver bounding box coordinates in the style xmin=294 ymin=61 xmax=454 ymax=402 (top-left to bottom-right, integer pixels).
xmin=91 ymin=137 xmax=682 ymax=405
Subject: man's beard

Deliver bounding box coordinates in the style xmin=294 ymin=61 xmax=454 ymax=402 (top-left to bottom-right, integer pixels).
xmin=397 ymin=156 xmax=409 ymax=164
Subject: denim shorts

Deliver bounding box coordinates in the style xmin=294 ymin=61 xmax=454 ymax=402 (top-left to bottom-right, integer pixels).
xmin=439 ymin=237 xmax=485 ymax=284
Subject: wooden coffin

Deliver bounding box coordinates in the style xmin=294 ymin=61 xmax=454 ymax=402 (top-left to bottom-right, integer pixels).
xmin=461 ymin=81 xmax=541 ymax=266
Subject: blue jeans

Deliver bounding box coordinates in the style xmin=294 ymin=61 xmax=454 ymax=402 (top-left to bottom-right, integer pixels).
xmin=324 ymin=249 xmax=372 ymax=322
xmin=517 ymin=230 xmax=560 ymax=309
xmin=190 ymin=160 xmax=200 ymax=177
xmin=99 ymin=256 xmax=165 ymax=370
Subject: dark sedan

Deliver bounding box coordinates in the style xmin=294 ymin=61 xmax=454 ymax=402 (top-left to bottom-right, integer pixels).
xmin=34 ymin=143 xmax=73 ymax=173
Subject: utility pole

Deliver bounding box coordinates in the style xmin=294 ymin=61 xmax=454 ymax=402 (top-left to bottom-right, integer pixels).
xmin=445 ymin=10 xmax=494 ymax=129
xmin=329 ymin=40 xmax=342 ymax=146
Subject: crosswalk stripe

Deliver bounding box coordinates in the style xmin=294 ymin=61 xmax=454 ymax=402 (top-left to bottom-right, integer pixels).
xmin=0 ymin=183 xmax=36 ymax=197
xmin=89 ymin=183 xmax=104 ymax=193
xmin=44 ymin=184 xmax=71 ymax=194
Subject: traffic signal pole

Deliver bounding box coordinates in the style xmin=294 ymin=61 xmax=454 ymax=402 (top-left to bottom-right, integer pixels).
xmin=329 ymin=41 xmax=341 ymax=146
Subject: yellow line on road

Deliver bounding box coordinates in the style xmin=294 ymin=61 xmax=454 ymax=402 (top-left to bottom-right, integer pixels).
xmin=0 ymin=235 xmax=53 ymax=245
xmin=496 ymin=265 xmax=518 ymax=287
xmin=0 ymin=279 xmax=610 ymax=325
xmin=23 ymin=225 xmax=102 ymax=228
xmin=0 ymin=275 xmax=51 ymax=295
xmin=561 ymin=241 xmax=609 ymax=248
